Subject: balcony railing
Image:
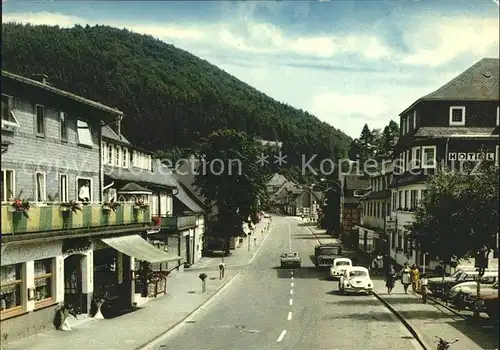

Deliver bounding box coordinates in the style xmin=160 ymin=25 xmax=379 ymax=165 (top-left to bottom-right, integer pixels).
xmin=160 ymin=215 xmax=197 ymax=230
xmin=1 ymin=202 xmax=151 ymax=235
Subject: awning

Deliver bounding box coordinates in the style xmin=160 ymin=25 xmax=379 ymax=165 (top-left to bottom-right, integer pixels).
xmin=101 ymin=235 xmax=182 ymax=263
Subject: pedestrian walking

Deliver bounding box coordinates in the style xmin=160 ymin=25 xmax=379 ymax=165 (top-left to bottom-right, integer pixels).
xmin=401 ymin=262 xmax=411 ymax=294
xmin=386 ymin=264 xmax=396 ymax=294
xmin=410 ymin=264 xmax=420 ymax=293
xmin=420 ymin=273 xmax=429 ymax=303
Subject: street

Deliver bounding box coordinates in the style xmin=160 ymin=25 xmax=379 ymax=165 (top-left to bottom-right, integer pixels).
xmin=145 ymin=216 xmax=421 ymax=350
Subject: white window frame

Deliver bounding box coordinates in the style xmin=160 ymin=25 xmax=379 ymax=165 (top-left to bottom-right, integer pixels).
xmin=102 ymin=142 xmax=108 ymax=164
xmin=1 ymin=169 xmax=16 ymax=202
xmin=59 ymin=111 xmax=68 ymax=141
xmin=35 ymin=171 xmax=47 ymax=203
xmin=76 ymin=176 xmax=93 ymax=203
xmin=401 ymin=119 xmax=406 ymax=135
xmin=411 ymin=147 xmax=421 ymax=169
xmin=406 ymin=115 xmax=410 ymax=133
xmin=76 ymin=119 xmax=93 ymax=147
xmin=59 ymin=174 xmax=68 ymax=202
xmin=1 ymin=94 xmax=20 ymax=130
xmin=35 ymin=104 xmax=45 ymax=136
xmin=497 ymin=106 xmax=499 ymax=127
xmin=496 ymin=145 xmax=499 ymax=167
xmin=449 ymin=106 xmax=466 ymax=126
xmin=353 ymin=190 xmax=364 ymax=197
xmin=122 ymin=148 xmax=129 ymax=168
xmin=413 ymin=110 xmax=417 ymax=129
xmin=108 ymin=143 xmax=113 ymax=165
xmin=422 ymin=146 xmax=437 ymax=168
xmin=115 ymin=145 xmax=121 ymax=167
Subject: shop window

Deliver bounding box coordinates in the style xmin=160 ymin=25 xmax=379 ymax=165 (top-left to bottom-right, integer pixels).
xmin=1 ymin=263 xmax=23 ymax=317
xmin=34 ymin=258 xmax=54 ymax=306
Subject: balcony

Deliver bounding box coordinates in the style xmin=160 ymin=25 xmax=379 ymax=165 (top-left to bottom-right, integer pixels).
xmin=160 ymin=215 xmax=197 ymax=230
xmin=1 ymin=203 xmax=151 ymax=236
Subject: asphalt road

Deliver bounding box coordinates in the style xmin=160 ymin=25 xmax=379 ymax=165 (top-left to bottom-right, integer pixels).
xmin=150 ymin=216 xmax=422 ymax=350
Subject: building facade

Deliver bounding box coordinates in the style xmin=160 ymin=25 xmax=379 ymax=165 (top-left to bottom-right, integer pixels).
xmin=356 ymin=162 xmax=393 ymax=254
xmin=389 ymin=58 xmax=499 ymax=267
xmin=340 ymin=175 xmax=370 ymax=239
xmin=0 ymin=72 xmax=178 ymax=343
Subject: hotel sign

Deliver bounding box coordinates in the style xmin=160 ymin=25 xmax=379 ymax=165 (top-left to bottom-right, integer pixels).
xmin=448 ymin=152 xmax=495 ymax=162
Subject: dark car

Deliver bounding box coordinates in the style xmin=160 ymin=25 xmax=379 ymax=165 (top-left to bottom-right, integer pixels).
xmin=313 ymin=244 xmax=342 ymax=267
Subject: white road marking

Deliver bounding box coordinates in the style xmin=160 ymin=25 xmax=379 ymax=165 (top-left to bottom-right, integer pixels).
xmin=248 ymin=221 xmax=274 ymax=264
xmin=291 ymin=271 xmax=294 ymax=275
xmin=287 ymin=312 xmax=292 ymax=320
xmin=290 ymin=289 xmax=293 ymax=295
xmin=277 ymin=330 xmax=287 ymax=342
xmin=291 ymin=276 xmax=294 ymax=280
xmin=289 ymin=298 xmax=293 ymax=306
xmin=291 ymin=282 xmax=294 ymax=287
xmin=140 ymin=273 xmax=242 ymax=349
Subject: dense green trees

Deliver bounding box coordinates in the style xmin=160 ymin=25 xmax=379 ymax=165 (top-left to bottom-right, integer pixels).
xmin=194 ymin=130 xmax=267 ymax=254
xmin=348 ymin=121 xmax=400 ymax=161
xmin=409 ymin=164 xmax=499 ymax=269
xmin=2 ymin=23 xmax=351 ymax=182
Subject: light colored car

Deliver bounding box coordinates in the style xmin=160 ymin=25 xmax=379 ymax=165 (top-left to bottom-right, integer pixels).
xmin=330 ymin=258 xmax=352 ymax=279
xmin=448 ymin=272 xmax=497 ymax=298
xmin=263 ymin=212 xmax=271 ymax=218
xmin=338 ymin=266 xmax=373 ymax=294
xmin=280 ymin=252 xmax=301 ymax=268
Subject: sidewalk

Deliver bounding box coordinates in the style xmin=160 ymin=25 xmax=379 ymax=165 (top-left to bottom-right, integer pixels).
xmin=372 ymin=279 xmax=498 ymax=350
xmin=190 ymin=218 xmax=273 ymax=271
xmin=306 ymin=225 xmax=341 ymax=245
xmin=3 ymin=270 xmax=240 ymax=350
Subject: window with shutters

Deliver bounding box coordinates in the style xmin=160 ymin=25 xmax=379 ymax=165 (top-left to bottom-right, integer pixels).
xmin=1 ymin=94 xmax=20 ymax=129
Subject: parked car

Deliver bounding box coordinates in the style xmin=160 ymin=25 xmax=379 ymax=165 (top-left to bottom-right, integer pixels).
xmin=429 ymin=269 xmax=497 ymax=298
xmin=263 ymin=212 xmax=271 ymax=218
xmin=280 ymin=252 xmax=301 ymax=268
xmin=338 ymin=266 xmax=373 ymax=294
xmin=330 ymin=258 xmax=352 ymax=279
xmin=458 ymin=281 xmax=498 ymax=317
xmin=448 ymin=273 xmax=497 ymax=300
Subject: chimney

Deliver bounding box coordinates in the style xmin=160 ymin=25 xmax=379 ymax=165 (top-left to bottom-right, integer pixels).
xmin=31 ymin=74 xmax=49 ymax=85
xmin=110 ymin=116 xmax=122 ymax=139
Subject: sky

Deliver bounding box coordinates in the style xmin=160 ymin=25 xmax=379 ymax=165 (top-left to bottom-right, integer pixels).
xmin=2 ymin=0 xmax=499 ymax=138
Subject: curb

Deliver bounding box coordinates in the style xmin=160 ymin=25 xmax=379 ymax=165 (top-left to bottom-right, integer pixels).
xmin=136 ymin=272 xmax=241 ymax=350
xmin=372 ymin=291 xmax=431 ymax=350
xmin=416 ymin=293 xmax=469 ymax=320
xmin=307 ymin=227 xmax=326 ymax=244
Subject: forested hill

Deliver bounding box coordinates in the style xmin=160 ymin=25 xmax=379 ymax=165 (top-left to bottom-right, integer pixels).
xmin=2 ymin=23 xmax=351 ymax=177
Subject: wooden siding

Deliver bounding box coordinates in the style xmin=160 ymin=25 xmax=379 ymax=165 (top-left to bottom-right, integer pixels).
xmin=1 ymin=203 xmax=150 ymax=235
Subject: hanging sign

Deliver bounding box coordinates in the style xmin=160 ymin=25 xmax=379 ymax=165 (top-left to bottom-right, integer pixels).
xmin=448 ymin=152 xmax=494 ymax=161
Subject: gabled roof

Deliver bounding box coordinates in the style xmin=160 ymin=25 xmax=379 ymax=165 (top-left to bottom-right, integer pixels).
xmin=102 ymin=125 xmax=131 ymax=144
xmin=104 ymin=159 xmax=177 ymax=189
xmin=400 ymin=58 xmax=500 ymax=116
xmin=118 ymin=182 xmax=151 ymax=193
xmin=2 ymin=71 xmax=123 ymax=120
xmin=266 ymin=173 xmax=289 ymax=187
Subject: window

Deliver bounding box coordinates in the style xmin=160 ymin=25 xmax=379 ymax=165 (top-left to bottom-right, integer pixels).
xmin=35 ymin=105 xmax=45 ymax=136
xmin=108 ymin=145 xmax=113 ymax=165
xmin=35 ymin=171 xmax=46 ymax=202
xmin=59 ymin=174 xmax=68 ymax=202
xmin=122 ymin=148 xmax=129 ymax=168
xmin=496 ymin=145 xmax=499 ymax=167
xmin=398 ymin=191 xmax=402 ymax=209
xmin=1 ymin=263 xmax=23 ymax=316
xmin=422 ymin=146 xmax=436 ymax=168
xmin=413 ymin=110 xmax=417 ymax=129
xmin=102 ymin=142 xmax=108 ymax=164
xmin=404 ymin=190 xmax=409 ymax=209
xmin=406 ymin=115 xmax=410 ymax=133
xmin=34 ymin=259 xmax=53 ymax=305
xmin=60 ymin=112 xmax=68 ymax=141
xmin=392 ymin=192 xmax=397 ymax=211
xmin=115 ymin=145 xmax=120 ymax=166
xmin=105 ymin=188 xmax=117 ymax=202
xmin=77 ymin=119 xmax=93 ymax=146
xmin=401 ymin=119 xmax=406 ymax=135
xmin=449 ymin=106 xmax=466 ymax=126
xmin=1 ymin=169 xmax=15 ymax=202
xmin=77 ymin=177 xmax=92 ymax=203
xmin=410 ymin=190 xmax=418 ymax=209
xmin=353 ymin=190 xmax=364 ymax=197
xmin=497 ymin=106 xmax=499 ymax=126
xmin=1 ymin=94 xmax=20 ymax=129
xmin=160 ymin=194 xmax=168 ymax=216
xmin=411 ymin=147 xmax=421 ymax=169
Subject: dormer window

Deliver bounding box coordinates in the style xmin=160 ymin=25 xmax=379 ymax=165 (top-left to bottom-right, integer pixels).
xmin=449 ymin=106 xmax=465 ymax=126
xmin=405 ymin=115 xmax=410 ymax=133
xmin=413 ymin=110 xmax=417 ymax=129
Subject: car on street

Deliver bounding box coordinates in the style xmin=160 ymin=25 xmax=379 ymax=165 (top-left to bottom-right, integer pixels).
xmin=313 ymin=244 xmax=342 ymax=267
xmin=280 ymin=252 xmax=301 ymax=268
xmin=338 ymin=266 xmax=373 ymax=294
xmin=428 ymin=268 xmax=497 ymax=298
xmin=456 ymin=281 xmax=498 ymax=317
xmin=330 ymin=257 xmax=352 ymax=279
xmin=447 ymin=272 xmax=497 ymax=300
xmin=263 ymin=212 xmax=271 ymax=218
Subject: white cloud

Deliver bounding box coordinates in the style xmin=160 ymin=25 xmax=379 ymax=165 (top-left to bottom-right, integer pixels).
xmin=399 ymin=17 xmax=499 ymax=66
